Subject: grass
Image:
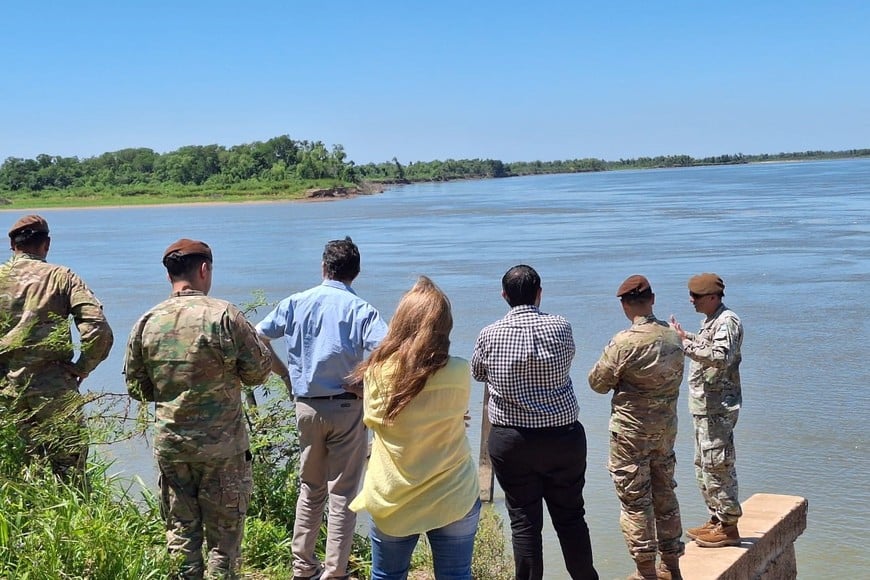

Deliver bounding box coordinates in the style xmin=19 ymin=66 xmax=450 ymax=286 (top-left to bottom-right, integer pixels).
xmin=0 ymin=461 xmax=173 ymax=579
xmin=0 ymin=178 xmax=359 ymax=209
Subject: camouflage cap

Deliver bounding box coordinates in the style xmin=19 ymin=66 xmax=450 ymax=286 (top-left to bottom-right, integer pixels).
xmin=617 ymin=274 xmax=651 ymax=298
xmin=8 ymin=214 xmax=49 ymax=238
xmin=688 ymin=273 xmax=725 ymax=295
xmin=162 ymin=238 xmax=213 ymax=262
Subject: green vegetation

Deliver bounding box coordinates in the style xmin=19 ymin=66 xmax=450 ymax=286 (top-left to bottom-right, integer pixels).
xmin=0 ymin=136 xmax=357 ymax=208
xmin=357 ymin=148 xmax=870 ymax=183
xmin=2 ymin=135 xmax=868 ymax=208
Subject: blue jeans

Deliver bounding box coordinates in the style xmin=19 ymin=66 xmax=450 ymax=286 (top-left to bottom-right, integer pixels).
xmin=370 ymin=498 xmax=481 ymax=580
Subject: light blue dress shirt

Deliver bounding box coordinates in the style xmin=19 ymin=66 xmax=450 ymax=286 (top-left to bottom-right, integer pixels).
xmin=256 ymin=279 xmax=388 ymax=397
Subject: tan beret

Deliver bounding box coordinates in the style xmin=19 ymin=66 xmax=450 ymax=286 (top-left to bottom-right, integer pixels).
xmin=688 ymin=273 xmax=725 ymax=295
xmin=8 ymin=215 xmax=49 ymax=238
xmin=617 ymin=274 xmax=651 ymax=298
xmin=163 ymin=238 xmax=213 ymax=262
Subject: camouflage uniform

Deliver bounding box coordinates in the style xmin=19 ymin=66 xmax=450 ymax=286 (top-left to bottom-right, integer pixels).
xmin=0 ymin=252 xmax=113 ymax=478
xmin=588 ymin=315 xmax=685 ymax=563
xmin=124 ymin=290 xmax=272 ymax=580
xmin=681 ymin=303 xmax=743 ymax=526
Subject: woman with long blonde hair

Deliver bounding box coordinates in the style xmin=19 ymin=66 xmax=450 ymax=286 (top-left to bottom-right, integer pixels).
xmin=349 ymin=276 xmax=480 ymax=580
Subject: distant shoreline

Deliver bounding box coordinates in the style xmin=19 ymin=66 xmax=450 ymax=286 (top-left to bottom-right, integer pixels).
xmin=0 ymin=183 xmax=388 ymax=213
xmin=2 ymin=155 xmax=866 ymax=212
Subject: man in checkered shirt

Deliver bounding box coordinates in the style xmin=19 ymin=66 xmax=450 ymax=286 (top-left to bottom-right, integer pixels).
xmin=472 ymin=264 xmax=598 ymax=580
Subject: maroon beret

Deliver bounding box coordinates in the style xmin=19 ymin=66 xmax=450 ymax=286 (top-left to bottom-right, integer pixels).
xmin=616 ymin=274 xmax=651 ymax=298
xmin=162 ymin=238 xmax=213 ymax=262
xmin=8 ymin=215 xmax=49 ymax=238
xmin=688 ymin=273 xmax=725 ymax=295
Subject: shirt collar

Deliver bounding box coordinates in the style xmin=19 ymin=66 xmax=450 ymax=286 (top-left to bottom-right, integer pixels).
xmin=171 ymin=289 xmax=206 ymax=298
xmin=11 ymin=252 xmax=45 ymax=263
xmin=321 ymin=279 xmax=357 ymax=295
xmin=705 ymin=303 xmax=727 ymax=322
xmin=506 ymin=304 xmax=541 ymax=317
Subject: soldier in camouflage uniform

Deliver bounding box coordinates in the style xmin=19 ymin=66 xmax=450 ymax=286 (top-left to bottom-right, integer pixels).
xmin=589 ymin=275 xmax=685 ymax=580
xmin=0 ymin=214 xmax=113 ymax=482
xmin=670 ymin=273 xmax=743 ymax=549
xmin=124 ymin=239 xmax=272 ymax=580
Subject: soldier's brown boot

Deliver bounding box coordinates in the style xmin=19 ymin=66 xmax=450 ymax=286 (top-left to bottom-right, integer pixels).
xmin=685 ymin=517 xmax=717 ymax=540
xmin=656 ymin=554 xmax=682 ymax=580
xmin=626 ymin=559 xmax=658 ymax=580
xmin=694 ymin=521 xmax=741 ymax=548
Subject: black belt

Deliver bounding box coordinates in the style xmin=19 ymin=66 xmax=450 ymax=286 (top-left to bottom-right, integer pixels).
xmin=295 ymin=392 xmax=358 ymax=401
xmin=492 ymin=422 xmax=579 ymax=434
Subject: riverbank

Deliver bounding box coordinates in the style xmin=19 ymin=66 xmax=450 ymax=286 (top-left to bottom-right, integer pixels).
xmin=0 ymin=181 xmax=388 ymax=212
xmin=2 ymin=154 xmax=866 ymax=211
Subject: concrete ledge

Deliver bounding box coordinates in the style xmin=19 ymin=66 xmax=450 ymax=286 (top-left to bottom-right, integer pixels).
xmin=679 ymin=493 xmax=809 ymax=580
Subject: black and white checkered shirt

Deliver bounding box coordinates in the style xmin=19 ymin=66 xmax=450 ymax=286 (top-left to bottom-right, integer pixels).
xmin=472 ymin=305 xmax=579 ymax=428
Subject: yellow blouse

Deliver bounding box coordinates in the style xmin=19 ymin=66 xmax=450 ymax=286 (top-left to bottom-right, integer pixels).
xmin=350 ymin=356 xmax=479 ymax=536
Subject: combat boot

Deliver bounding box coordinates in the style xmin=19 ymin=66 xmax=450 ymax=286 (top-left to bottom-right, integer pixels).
xmin=656 ymin=554 xmax=682 ymax=580
xmin=626 ymin=558 xmax=658 ymax=580
xmin=694 ymin=521 xmax=741 ymax=548
xmin=685 ymin=517 xmax=717 ymax=540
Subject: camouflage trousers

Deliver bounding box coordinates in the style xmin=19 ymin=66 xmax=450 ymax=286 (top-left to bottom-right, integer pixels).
xmin=692 ymin=412 xmax=742 ymax=525
xmin=0 ymin=388 xmax=89 ymax=483
xmin=158 ymin=451 xmax=253 ymax=580
xmin=608 ymin=430 xmax=684 ymax=562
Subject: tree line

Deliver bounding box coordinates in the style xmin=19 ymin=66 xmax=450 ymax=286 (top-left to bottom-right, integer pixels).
xmin=2 ymin=135 xmax=868 ymax=194
xmin=0 ymin=136 xmax=353 ymax=192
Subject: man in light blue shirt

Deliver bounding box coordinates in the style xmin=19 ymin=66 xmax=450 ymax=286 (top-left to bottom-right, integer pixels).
xmin=257 ymin=236 xmax=387 ymax=580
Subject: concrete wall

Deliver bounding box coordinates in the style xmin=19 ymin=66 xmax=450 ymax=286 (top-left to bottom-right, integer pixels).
xmin=680 ymin=493 xmax=809 ymax=580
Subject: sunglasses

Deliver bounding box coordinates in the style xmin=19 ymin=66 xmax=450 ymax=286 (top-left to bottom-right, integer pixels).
xmin=689 ymin=292 xmax=711 ymax=299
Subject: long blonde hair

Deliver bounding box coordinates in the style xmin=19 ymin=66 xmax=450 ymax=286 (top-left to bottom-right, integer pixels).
xmin=351 ymin=276 xmax=452 ymax=422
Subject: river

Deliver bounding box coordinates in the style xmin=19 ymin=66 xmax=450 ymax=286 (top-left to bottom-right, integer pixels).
xmin=6 ymin=158 xmax=868 ymax=578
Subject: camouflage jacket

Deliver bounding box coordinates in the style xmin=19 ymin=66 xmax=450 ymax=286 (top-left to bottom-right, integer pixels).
xmin=124 ymin=290 xmax=272 ymax=461
xmin=588 ymin=314 xmax=684 ymax=436
xmin=0 ymin=253 xmax=113 ymax=396
xmin=682 ymin=304 xmax=743 ymax=416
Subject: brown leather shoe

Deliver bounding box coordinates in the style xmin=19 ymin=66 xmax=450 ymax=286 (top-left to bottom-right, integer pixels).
xmin=626 ymin=559 xmax=658 ymax=580
xmin=685 ymin=518 xmax=717 ymax=540
xmin=657 ymin=554 xmax=682 ymax=580
xmin=694 ymin=522 xmax=741 ymax=548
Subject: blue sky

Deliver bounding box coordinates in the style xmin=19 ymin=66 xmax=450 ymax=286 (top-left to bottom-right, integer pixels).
xmin=2 ymin=1 xmax=868 ymax=164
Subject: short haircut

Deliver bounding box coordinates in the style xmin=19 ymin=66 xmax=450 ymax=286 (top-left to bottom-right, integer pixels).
xmin=11 ymin=231 xmax=49 ymax=250
xmin=620 ymin=289 xmax=654 ymax=305
xmin=502 ymin=264 xmax=540 ymax=307
xmin=163 ymin=253 xmax=212 ymax=279
xmin=323 ymin=236 xmax=360 ymax=282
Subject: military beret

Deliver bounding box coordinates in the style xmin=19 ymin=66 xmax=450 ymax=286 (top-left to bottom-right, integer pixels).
xmin=688 ymin=273 xmax=725 ymax=295
xmin=162 ymin=238 xmax=213 ymax=262
xmin=8 ymin=214 xmax=49 ymax=238
xmin=616 ymin=274 xmax=651 ymax=298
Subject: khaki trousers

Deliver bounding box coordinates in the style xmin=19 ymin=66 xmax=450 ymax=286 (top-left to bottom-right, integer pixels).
xmin=292 ymin=398 xmax=367 ymax=580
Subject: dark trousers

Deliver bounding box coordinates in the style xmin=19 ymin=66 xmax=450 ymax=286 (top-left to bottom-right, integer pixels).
xmin=488 ymin=422 xmax=598 ymax=580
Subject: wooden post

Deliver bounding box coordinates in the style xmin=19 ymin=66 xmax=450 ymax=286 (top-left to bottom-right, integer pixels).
xmin=478 ymin=386 xmax=495 ymax=502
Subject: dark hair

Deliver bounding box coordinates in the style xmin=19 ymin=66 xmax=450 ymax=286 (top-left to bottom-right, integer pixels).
xmin=11 ymin=231 xmax=49 ymax=250
xmin=620 ymin=289 xmax=654 ymax=305
xmin=163 ymin=253 xmax=212 ymax=279
xmin=502 ymin=264 xmax=541 ymax=307
xmin=323 ymin=236 xmax=360 ymax=282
